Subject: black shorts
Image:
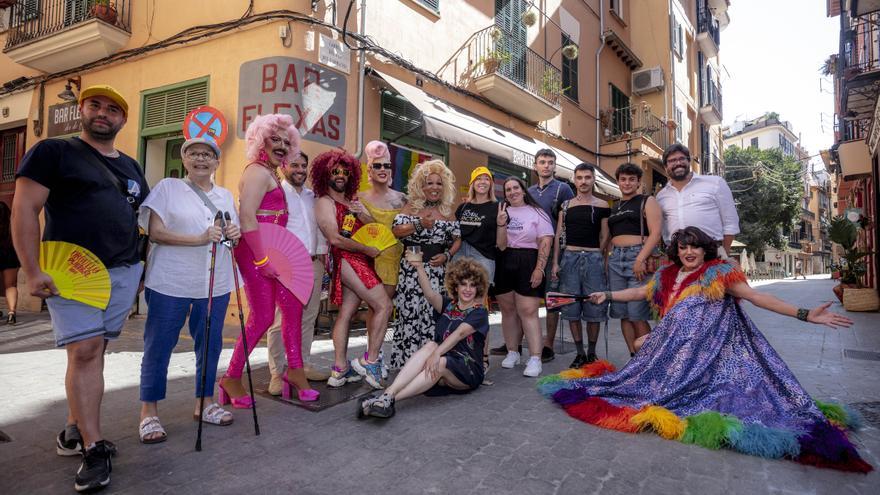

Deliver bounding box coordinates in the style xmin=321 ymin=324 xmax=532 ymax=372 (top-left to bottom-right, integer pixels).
xmin=494 ymin=248 xmax=545 ymax=298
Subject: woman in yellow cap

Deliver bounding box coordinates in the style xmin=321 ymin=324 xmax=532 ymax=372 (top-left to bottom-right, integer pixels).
xmin=452 ymin=166 xmax=499 ymax=378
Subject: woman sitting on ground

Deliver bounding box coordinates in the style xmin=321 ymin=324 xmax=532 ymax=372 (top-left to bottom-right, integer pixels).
xmin=358 ymin=257 xmax=490 ymax=419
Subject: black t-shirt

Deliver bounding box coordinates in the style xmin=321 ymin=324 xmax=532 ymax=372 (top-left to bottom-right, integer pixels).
xmin=16 ymin=138 xmax=149 ymax=268
xmin=564 ymin=204 xmax=611 ymax=248
xmin=455 ymin=200 xmax=498 ymax=259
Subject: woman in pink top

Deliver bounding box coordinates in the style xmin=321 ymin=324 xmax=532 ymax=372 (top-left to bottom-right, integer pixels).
xmin=495 ymin=177 xmax=554 ymax=378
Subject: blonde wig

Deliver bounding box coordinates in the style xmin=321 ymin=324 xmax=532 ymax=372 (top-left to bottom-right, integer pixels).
xmin=408 ymin=159 xmax=456 ymax=217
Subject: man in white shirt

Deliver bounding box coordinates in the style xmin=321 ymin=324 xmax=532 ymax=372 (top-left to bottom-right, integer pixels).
xmin=655 ymin=144 xmax=740 ymax=257
xmin=267 ymin=151 xmax=330 ymax=394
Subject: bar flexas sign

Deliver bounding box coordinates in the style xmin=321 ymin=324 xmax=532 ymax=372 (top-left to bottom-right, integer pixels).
xmin=238 ymin=56 xmax=347 ymax=147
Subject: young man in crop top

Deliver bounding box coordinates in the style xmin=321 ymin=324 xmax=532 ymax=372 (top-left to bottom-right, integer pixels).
xmin=606 ymin=163 xmax=662 ymax=357
xmin=551 ymin=163 xmax=611 ymax=367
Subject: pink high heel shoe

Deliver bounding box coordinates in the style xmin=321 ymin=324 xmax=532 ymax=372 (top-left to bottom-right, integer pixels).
xmin=218 ymin=380 xmax=254 ymax=409
xmin=282 ymin=375 xmax=320 ymax=402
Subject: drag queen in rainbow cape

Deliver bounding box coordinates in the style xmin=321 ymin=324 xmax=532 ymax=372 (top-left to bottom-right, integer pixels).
xmin=539 ymin=226 xmax=872 ymax=473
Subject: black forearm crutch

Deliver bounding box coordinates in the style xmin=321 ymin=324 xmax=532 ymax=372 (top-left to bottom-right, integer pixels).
xmin=195 ymin=211 xmax=223 ymax=451
xmin=226 ymin=211 xmax=260 ymax=436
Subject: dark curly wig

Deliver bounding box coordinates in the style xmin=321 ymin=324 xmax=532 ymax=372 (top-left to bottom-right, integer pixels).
xmin=666 ymin=226 xmax=719 ymax=266
xmin=310 ymin=149 xmax=361 ymax=200
xmin=444 ymin=258 xmax=490 ymax=301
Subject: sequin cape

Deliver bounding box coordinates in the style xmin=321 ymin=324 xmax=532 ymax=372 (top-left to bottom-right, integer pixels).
xmin=537 ymin=260 xmax=872 ymax=473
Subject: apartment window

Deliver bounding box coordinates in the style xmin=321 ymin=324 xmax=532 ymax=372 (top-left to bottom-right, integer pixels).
xmin=674 ymin=108 xmax=683 ymax=142
xmin=414 ymin=0 xmax=439 ymax=13
xmin=750 ymin=137 xmax=759 ymax=149
xmin=561 ymin=33 xmax=578 ymax=102
xmin=8 ymin=0 xmax=39 ymax=26
xmin=1 ymin=127 xmax=25 ymax=183
xmin=671 ymin=16 xmax=684 ymax=58
xmin=610 ymin=0 xmax=623 ymax=20
xmin=610 ymin=84 xmax=631 ymax=135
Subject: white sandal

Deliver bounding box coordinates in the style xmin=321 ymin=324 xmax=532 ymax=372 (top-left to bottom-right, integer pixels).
xmin=194 ymin=403 xmax=233 ymax=426
xmin=139 ymin=416 xmax=167 ymax=444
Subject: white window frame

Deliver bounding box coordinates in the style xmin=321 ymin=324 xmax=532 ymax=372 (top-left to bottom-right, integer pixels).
xmin=610 ymin=0 xmax=624 ymax=20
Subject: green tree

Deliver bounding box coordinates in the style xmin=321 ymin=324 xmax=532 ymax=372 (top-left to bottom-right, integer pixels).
xmin=723 ymin=146 xmax=804 ymax=257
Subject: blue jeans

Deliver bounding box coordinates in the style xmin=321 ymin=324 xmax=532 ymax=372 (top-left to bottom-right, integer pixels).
xmin=558 ymin=250 xmax=608 ymax=322
xmin=140 ymin=288 xmax=231 ymax=402
xmin=608 ymin=245 xmax=652 ymax=321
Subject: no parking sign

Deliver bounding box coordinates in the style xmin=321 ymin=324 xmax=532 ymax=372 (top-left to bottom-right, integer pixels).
xmin=183 ymin=106 xmax=228 ymax=146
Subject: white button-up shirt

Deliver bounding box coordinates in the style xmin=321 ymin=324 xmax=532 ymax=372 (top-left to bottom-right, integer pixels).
xmin=655 ymin=173 xmax=740 ymax=242
xmin=282 ymin=180 xmax=327 ymax=256
xmin=139 ymin=178 xmax=239 ymax=298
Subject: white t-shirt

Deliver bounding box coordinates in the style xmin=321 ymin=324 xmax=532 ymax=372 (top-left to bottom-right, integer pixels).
xmin=139 ymin=178 xmax=239 ymax=298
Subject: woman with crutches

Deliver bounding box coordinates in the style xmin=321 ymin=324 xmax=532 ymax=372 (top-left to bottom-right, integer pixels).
xmin=137 ymin=138 xmax=241 ymax=444
xmin=220 ymin=114 xmax=319 ymax=406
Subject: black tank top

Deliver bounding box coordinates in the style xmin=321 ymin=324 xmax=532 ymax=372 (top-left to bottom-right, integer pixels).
xmin=608 ymin=195 xmax=649 ymax=238
xmin=564 ymin=204 xmax=610 ymax=248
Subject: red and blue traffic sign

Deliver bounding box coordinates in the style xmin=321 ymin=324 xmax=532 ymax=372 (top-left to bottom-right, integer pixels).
xmin=183 ymin=106 xmax=228 ymax=146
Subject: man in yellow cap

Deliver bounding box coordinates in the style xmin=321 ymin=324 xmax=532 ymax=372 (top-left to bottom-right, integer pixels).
xmin=12 ymin=84 xmax=147 ymax=492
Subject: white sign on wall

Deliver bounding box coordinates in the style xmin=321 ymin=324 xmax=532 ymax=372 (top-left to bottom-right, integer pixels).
xmin=318 ymin=33 xmax=351 ymax=74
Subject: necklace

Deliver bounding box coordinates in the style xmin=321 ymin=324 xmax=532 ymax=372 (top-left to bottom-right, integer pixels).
xmin=425 ymin=199 xmax=440 ymax=208
xmin=101 ymin=150 xmax=120 ymax=158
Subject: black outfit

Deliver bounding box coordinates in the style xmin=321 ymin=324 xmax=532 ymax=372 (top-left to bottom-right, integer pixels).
xmin=607 ymin=194 xmax=648 ymax=239
xmin=564 ymin=204 xmax=611 ymax=248
xmin=495 ymin=248 xmax=545 ymax=298
xmin=430 ymin=297 xmax=490 ymax=392
xmin=16 ymin=138 xmax=148 ymax=268
xmin=455 ymin=201 xmax=498 ymax=260
xmin=0 ymin=238 xmax=20 ymax=270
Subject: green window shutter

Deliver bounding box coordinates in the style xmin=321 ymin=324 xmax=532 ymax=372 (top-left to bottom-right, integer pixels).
xmin=381 ymin=91 xmax=423 ymax=139
xmin=416 ymin=0 xmax=439 ymax=12
xmin=142 ymin=82 xmax=208 ymax=133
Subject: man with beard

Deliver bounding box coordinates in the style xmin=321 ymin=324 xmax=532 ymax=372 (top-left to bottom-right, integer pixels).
xmin=655 ymin=144 xmax=740 ymax=258
xmin=313 ymin=150 xmax=392 ymax=389
xmin=266 ymin=151 xmax=331 ymax=395
xmin=13 ymin=85 xmax=148 ymax=492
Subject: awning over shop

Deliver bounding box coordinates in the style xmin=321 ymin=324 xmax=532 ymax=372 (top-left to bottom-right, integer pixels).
xmin=837 ymin=139 xmax=872 ymax=179
xmin=375 ymin=71 xmax=620 ymax=198
xmin=0 ymin=89 xmax=33 ymax=130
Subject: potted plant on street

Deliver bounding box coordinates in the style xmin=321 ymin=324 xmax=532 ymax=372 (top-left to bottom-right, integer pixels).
xmin=91 ymin=0 xmax=118 ymax=25
xmin=829 ymin=215 xmax=878 ymax=310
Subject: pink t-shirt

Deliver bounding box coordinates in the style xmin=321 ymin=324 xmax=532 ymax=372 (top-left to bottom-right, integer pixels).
xmin=505 ymin=205 xmax=553 ymax=249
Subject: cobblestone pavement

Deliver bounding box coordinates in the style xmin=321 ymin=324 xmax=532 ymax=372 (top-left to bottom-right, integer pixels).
xmin=1 ymin=276 xmax=878 ymax=494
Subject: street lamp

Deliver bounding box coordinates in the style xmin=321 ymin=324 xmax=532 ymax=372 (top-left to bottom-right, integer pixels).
xmin=57 ymin=77 xmax=81 ymax=102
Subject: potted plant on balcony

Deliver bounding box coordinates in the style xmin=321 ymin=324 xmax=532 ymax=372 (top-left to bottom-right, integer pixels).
xmin=91 ymin=0 xmax=118 ymax=25
xmin=539 ymin=69 xmax=565 ymax=101
xmin=829 ymin=215 xmax=878 ymax=310
xmin=481 ymin=47 xmax=510 ymax=74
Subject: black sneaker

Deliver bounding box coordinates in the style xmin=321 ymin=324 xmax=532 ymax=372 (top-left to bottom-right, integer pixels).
xmin=366 ymin=394 xmax=395 ymax=419
xmin=74 ymin=441 xmax=111 ymax=492
xmin=569 ymin=353 xmax=589 ymax=369
xmin=541 ymin=346 xmax=555 ymax=363
xmin=586 ymin=352 xmax=598 ymax=364
xmin=57 ymin=426 xmax=118 ymax=457
xmin=490 ymin=343 xmax=523 ymax=356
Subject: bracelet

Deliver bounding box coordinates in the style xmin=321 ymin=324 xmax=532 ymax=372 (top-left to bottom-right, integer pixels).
xmin=253 ymin=255 xmax=269 ymax=267
xmin=796 ymin=308 xmax=809 ymax=322
xmin=443 ymin=250 xmax=451 ymax=261
xmin=412 ymin=217 xmax=424 ymax=234
xmin=604 ymin=291 xmax=613 ymax=302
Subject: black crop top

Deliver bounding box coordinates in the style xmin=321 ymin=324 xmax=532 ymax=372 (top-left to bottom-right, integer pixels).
xmin=564 ymin=204 xmax=610 ymax=248
xmin=608 ymin=195 xmax=649 ymax=238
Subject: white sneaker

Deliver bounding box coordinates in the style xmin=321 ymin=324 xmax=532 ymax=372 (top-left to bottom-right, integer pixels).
xmin=523 ymin=357 xmax=542 ymax=377
xmin=501 ymin=351 xmax=520 ymax=369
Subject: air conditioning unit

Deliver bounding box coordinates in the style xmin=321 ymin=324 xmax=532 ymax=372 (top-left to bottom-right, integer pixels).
xmin=632 ymin=67 xmax=664 ymax=95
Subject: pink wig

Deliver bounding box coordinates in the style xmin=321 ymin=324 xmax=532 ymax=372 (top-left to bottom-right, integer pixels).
xmin=364 ymin=140 xmax=390 ymax=165
xmin=244 ymin=113 xmax=301 ymax=163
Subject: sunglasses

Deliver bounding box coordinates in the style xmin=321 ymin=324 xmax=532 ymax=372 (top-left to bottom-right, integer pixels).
xmin=331 ymin=168 xmax=350 ymax=177
xmin=372 ymin=162 xmax=392 ymax=170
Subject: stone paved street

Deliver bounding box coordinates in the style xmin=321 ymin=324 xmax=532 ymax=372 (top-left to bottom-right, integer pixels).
xmin=1 ymin=276 xmax=878 ymax=494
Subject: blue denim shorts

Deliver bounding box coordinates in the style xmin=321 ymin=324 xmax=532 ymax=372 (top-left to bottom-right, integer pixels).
xmin=558 ymin=250 xmax=608 ymax=322
xmin=453 ymin=241 xmax=495 ymax=285
xmin=47 ymin=263 xmax=143 ymax=346
xmin=608 ymin=245 xmax=652 ymax=321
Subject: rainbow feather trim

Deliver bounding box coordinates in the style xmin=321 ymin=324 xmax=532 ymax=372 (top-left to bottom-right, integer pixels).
xmin=539 ymin=360 xmax=872 ymax=473
xmin=646 ymin=260 xmax=747 ymax=317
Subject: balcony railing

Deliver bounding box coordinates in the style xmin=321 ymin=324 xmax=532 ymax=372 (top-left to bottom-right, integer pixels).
xmin=469 ymin=26 xmax=562 ymax=107
xmin=605 ymin=105 xmax=670 ymax=150
xmin=703 ymin=81 xmax=723 ymax=115
xmin=4 ymin=0 xmax=132 ymax=50
xmin=841 ymin=13 xmax=880 ymax=75
xmin=697 ymin=1 xmax=721 ymax=48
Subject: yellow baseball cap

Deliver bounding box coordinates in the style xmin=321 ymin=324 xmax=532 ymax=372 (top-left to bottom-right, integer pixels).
xmin=470 ymin=166 xmax=493 ymax=184
xmin=78 ymin=85 xmax=129 ymax=115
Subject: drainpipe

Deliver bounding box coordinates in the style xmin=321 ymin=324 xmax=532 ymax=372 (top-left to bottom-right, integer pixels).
xmin=353 ymin=0 xmax=367 ymax=159
xmin=595 ymin=0 xmax=605 ymax=172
